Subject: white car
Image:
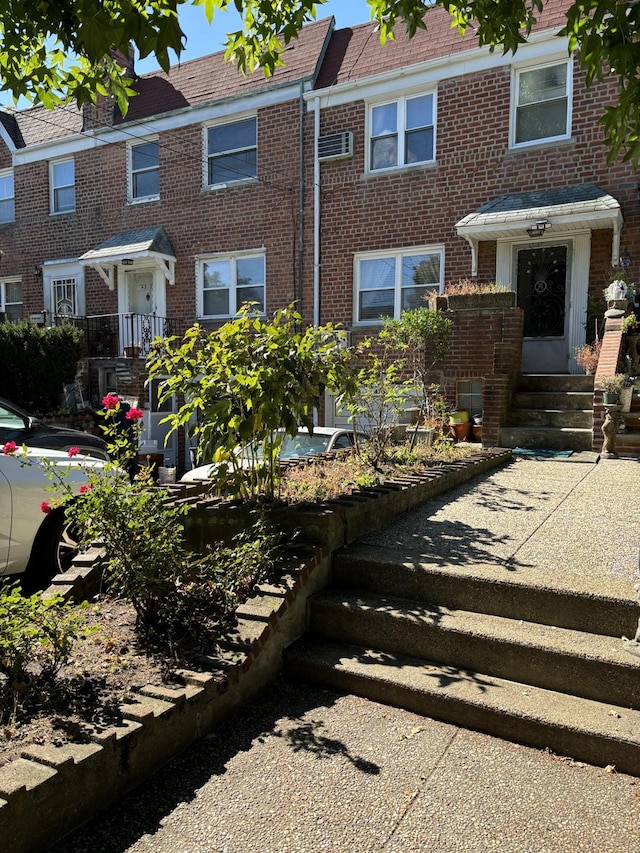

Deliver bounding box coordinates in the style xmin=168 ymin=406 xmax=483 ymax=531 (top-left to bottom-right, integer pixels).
xmin=182 ymin=427 xmax=363 ymax=482
xmin=0 ymin=445 xmax=105 ymax=591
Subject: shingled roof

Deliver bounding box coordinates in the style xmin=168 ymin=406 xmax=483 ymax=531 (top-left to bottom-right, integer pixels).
xmin=315 ymin=0 xmax=571 ymax=88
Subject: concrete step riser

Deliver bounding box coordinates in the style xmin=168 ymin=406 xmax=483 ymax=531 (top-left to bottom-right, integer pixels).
xmin=512 ymin=392 xmax=594 ymax=410
xmin=331 ymin=556 xmax=639 ymax=638
xmin=498 ymin=427 xmax=593 ymax=451
xmin=285 ymin=649 xmax=640 ymax=777
xmin=506 ymin=409 xmax=592 ymax=428
xmin=518 ymin=375 xmax=595 ymax=393
xmin=308 ymin=597 xmax=640 ymax=708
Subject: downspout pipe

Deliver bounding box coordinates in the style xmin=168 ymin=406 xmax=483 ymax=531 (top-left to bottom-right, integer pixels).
xmin=313 ymin=96 xmax=320 ymax=328
xmin=297 ymin=81 xmax=304 ymax=312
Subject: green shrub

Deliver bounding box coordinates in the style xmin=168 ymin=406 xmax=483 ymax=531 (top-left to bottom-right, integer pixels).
xmin=0 ymin=583 xmax=89 ymax=719
xmin=0 ymin=321 xmax=83 ymax=412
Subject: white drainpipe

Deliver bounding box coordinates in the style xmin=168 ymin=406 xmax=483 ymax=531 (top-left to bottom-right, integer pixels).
xmin=313 ymin=96 xmax=320 ymax=328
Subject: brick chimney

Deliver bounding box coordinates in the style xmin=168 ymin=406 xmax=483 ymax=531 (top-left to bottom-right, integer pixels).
xmin=82 ymin=43 xmax=136 ymax=131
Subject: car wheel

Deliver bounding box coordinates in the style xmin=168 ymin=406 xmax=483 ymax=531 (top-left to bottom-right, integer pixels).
xmin=22 ymin=509 xmax=80 ymax=593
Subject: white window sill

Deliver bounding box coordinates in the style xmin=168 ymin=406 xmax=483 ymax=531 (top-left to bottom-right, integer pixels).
xmin=127 ymin=195 xmax=160 ymax=206
xmin=361 ymin=160 xmax=438 ymax=180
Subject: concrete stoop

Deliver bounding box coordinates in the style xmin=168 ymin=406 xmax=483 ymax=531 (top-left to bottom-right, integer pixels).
xmin=0 ymin=448 xmax=512 ymax=853
xmin=284 ymin=547 xmax=640 ymax=776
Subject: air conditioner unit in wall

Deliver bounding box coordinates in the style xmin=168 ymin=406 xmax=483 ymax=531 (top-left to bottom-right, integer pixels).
xmin=317 ymin=131 xmax=353 ymax=161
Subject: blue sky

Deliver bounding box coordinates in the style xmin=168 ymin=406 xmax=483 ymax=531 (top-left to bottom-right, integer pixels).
xmin=137 ymin=0 xmax=370 ymax=73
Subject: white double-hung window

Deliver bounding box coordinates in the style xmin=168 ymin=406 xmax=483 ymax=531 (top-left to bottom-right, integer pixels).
xmin=198 ymin=251 xmax=265 ymax=318
xmin=355 ymin=246 xmax=443 ymax=323
xmin=512 ymin=60 xmax=571 ymax=146
xmin=0 ymin=170 xmax=15 ymax=223
xmin=0 ymin=279 xmax=22 ymax=322
xmin=50 ymin=158 xmax=75 ymax=214
xmin=129 ymin=139 xmax=159 ymax=201
xmin=206 ymin=117 xmax=257 ymax=187
xmin=369 ymin=93 xmax=435 ymax=171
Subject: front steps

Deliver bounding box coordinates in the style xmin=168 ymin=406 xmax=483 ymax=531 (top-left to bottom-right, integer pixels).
xmin=499 ymin=374 xmax=594 ymax=451
xmin=284 ymin=546 xmax=640 ymax=775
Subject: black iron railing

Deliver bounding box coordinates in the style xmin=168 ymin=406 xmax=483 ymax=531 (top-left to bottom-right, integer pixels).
xmin=55 ymin=313 xmax=185 ymax=358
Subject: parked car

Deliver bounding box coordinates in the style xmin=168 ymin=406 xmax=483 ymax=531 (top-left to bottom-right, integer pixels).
xmin=181 ymin=426 xmax=363 ymax=482
xmin=0 ymin=445 xmax=106 ymax=591
xmin=0 ymin=396 xmax=109 ymax=461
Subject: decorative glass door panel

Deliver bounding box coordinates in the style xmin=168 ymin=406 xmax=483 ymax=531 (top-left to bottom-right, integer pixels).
xmin=517 ymin=245 xmax=569 ymax=373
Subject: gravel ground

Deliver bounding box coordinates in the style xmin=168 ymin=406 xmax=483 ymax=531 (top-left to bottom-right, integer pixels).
xmin=51 ymin=679 xmax=640 ymax=853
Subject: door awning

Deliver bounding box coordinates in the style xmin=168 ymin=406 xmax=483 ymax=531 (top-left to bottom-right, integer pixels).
xmin=79 ymin=226 xmax=176 ymax=290
xmin=455 ymin=185 xmax=624 ymax=276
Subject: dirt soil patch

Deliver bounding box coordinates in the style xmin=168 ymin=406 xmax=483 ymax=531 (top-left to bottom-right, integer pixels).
xmin=0 ymin=595 xmax=172 ymax=768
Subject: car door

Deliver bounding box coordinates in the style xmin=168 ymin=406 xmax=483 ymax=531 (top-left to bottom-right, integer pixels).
xmin=0 ymin=458 xmax=13 ymax=574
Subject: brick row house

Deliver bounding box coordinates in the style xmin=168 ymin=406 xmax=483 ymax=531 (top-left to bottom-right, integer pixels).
xmin=0 ymin=0 xmax=637 ymax=466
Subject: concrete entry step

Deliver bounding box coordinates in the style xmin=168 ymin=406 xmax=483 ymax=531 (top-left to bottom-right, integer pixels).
xmin=331 ymin=547 xmax=639 ymax=639
xmin=306 ymin=590 xmax=640 ymax=709
xmin=501 ymin=374 xmax=594 ymax=452
xmin=284 ymin=639 xmax=640 ymax=778
xmin=498 ymin=426 xmax=593 ymax=451
xmin=518 ymin=374 xmax=595 ymax=393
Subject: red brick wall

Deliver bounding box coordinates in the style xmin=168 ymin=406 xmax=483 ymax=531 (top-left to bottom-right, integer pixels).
xmin=308 ymin=59 xmax=639 ymax=330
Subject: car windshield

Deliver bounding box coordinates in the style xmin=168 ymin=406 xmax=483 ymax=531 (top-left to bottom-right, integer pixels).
xmin=244 ymin=433 xmax=332 ymax=460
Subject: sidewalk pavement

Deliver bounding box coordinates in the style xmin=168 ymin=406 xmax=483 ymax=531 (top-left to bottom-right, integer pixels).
xmin=51 ymin=456 xmax=640 ymax=853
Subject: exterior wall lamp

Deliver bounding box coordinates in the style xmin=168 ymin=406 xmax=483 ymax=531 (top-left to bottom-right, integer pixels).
xmin=526 ymin=220 xmax=550 ymax=238
xmin=121 ymin=258 xmax=134 ymax=266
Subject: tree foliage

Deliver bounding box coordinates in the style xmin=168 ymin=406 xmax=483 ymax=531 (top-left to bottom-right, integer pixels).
xmin=1 ymin=1 xmax=640 ymax=162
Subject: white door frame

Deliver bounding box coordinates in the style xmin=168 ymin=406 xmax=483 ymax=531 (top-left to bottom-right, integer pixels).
xmin=496 ymin=231 xmax=591 ymax=374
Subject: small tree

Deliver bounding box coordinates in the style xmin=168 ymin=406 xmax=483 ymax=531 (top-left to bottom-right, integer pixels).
xmin=379 ymin=307 xmax=452 ymax=432
xmin=147 ymin=304 xmax=353 ymax=500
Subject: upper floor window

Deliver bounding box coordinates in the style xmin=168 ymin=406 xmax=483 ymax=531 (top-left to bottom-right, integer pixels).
xmin=369 ymin=93 xmax=435 ymax=171
xmin=513 ymin=61 xmax=571 ymax=146
xmin=50 ymin=158 xmax=75 ymax=214
xmin=206 ymin=117 xmax=257 ymax=186
xmin=0 ymin=171 xmax=15 ymax=223
xmin=0 ymin=279 xmax=22 ymax=322
xmin=355 ymin=246 xmax=443 ymax=322
xmin=198 ymin=251 xmax=265 ymax=318
xmin=129 ymin=139 xmax=159 ymax=201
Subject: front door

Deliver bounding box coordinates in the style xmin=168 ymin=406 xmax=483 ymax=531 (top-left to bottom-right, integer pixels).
xmin=121 ymin=270 xmax=157 ymax=354
xmin=516 ymin=244 xmax=569 ymax=373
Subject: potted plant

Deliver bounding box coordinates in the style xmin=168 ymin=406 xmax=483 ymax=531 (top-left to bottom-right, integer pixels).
xmin=599 ymin=373 xmax=626 ymax=405
xmin=574 ymin=340 xmax=601 ymax=374
xmin=622 ymin=314 xmax=640 ymax=370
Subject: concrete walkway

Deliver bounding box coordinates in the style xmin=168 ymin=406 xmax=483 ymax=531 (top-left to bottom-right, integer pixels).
xmin=51 ymin=456 xmax=640 ymax=853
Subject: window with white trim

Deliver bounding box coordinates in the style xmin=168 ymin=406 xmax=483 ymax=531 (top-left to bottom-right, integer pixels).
xmin=512 ymin=61 xmax=571 ymax=146
xmin=355 ymin=247 xmax=443 ymax=322
xmin=0 ymin=170 xmax=15 ymax=223
xmin=129 ymin=139 xmax=159 ymax=201
xmin=0 ymin=279 xmax=22 ymax=322
xmin=52 ymin=276 xmax=79 ymax=316
xmin=206 ymin=117 xmax=257 ymax=187
xmin=369 ymin=93 xmax=435 ymax=171
xmin=50 ymin=158 xmax=75 ymax=213
xmin=198 ymin=252 xmax=265 ymax=318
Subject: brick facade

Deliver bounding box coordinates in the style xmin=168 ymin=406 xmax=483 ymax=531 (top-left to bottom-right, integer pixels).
xmin=1 ymin=1 xmax=639 ymax=460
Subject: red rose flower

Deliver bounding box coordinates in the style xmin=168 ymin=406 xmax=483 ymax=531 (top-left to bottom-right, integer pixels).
xmin=102 ymin=393 xmax=119 ymax=410
xmin=68 ymin=446 xmax=80 ymax=457
xmin=125 ymin=407 xmax=144 ymax=422
xmin=2 ymin=441 xmax=18 ymax=455
xmin=40 ymin=501 xmax=52 ymax=514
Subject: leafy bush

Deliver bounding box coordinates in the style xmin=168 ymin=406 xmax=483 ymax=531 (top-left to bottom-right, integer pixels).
xmin=0 ymin=321 xmax=83 ymax=412
xmin=148 ymin=304 xmax=354 ymax=501
xmin=0 ymin=583 xmax=89 ymax=720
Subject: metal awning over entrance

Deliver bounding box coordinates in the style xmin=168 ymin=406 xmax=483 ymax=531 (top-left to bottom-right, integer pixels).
xmin=455 ymin=184 xmax=623 ymax=276
xmin=79 ymin=226 xmax=176 ymax=290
